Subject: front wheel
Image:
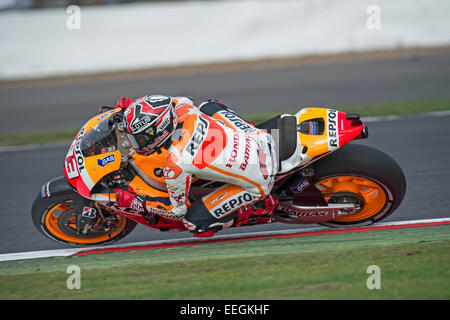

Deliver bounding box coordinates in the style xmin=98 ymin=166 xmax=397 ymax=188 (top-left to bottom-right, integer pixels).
xmin=312 ymin=143 xmax=406 ymax=227
xmin=32 ymin=189 xmax=137 ymax=247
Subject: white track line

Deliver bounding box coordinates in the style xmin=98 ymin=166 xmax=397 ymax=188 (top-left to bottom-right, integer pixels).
xmin=0 ymin=218 xmax=449 ymax=262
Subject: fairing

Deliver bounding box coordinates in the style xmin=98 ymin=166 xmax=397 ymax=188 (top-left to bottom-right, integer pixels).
xmin=296 ymin=107 xmax=364 ymax=159
xmin=63 ymin=109 xmax=123 ymax=198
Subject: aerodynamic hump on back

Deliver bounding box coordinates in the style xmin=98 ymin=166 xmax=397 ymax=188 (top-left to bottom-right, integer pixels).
xmin=295 ymin=107 xmax=364 ymax=160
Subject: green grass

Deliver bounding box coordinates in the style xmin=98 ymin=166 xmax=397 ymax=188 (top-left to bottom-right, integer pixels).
xmin=0 ymin=128 xmax=79 ymax=147
xmin=243 ymin=97 xmax=450 ymax=124
xmin=1 ymin=225 xmax=449 ymax=300
xmin=1 ymin=98 xmax=449 ymax=147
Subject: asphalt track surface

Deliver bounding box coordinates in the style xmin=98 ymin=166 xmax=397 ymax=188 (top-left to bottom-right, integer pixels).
xmin=1 ymin=50 xmax=450 ymax=135
xmin=0 ymin=50 xmax=450 ymax=254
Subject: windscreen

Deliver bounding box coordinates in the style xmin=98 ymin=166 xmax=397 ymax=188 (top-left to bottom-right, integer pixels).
xmin=80 ymin=119 xmax=117 ymax=157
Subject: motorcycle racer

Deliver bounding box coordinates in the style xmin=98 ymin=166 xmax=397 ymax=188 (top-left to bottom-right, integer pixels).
xmin=115 ymin=95 xmax=279 ymax=237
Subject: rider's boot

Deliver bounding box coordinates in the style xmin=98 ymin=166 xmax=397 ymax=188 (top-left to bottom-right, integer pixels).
xmin=233 ymin=195 xmax=278 ymax=227
xmin=182 ymin=199 xmax=235 ymax=238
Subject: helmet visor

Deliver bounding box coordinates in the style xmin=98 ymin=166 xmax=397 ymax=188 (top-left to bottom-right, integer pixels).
xmin=126 ymin=130 xmax=154 ymax=152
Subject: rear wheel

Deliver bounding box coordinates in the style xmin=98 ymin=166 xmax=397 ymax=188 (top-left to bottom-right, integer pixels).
xmin=312 ymin=143 xmax=406 ymax=227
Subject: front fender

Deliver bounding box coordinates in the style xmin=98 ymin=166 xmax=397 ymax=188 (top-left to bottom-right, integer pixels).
xmin=32 ymin=176 xmax=86 ymax=231
xmin=39 ymin=176 xmax=75 ymax=198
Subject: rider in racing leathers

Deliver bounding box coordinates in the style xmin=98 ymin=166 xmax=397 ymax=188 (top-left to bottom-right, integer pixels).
xmin=114 ymin=95 xmax=279 ymax=237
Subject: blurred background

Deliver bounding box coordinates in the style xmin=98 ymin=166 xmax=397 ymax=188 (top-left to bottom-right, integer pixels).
xmin=0 ymin=0 xmax=450 ymax=254
xmin=2 ymin=0 xmax=450 ymax=81
xmin=0 ymin=0 xmax=175 ymax=10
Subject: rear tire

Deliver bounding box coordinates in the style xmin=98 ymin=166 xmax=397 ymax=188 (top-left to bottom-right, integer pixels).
xmin=312 ymin=143 xmax=406 ymax=227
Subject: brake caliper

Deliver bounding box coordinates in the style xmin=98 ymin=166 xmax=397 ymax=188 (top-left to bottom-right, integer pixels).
xmin=76 ymin=206 xmax=98 ymax=234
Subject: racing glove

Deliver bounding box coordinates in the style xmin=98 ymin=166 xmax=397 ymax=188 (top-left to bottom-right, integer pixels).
xmin=115 ymin=186 xmax=146 ymax=212
xmin=115 ymin=96 xmax=135 ymax=110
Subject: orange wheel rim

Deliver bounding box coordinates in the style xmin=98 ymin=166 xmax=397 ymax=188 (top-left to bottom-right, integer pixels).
xmin=315 ymin=175 xmax=387 ymax=222
xmin=44 ymin=204 xmax=127 ymax=244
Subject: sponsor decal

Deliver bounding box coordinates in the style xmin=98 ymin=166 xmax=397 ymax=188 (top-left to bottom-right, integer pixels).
xmin=309 ymin=121 xmax=317 ymax=135
xmin=66 ymin=140 xmax=75 ymax=159
xmin=212 ymin=192 xmax=255 ymax=218
xmin=148 ymin=206 xmax=169 ymax=216
xmin=298 ymin=211 xmax=328 ymax=217
xmin=154 ymin=167 xmax=164 ymax=177
xmin=225 ymin=133 xmax=239 ymax=168
xmin=40 ymin=182 xmax=51 ymax=198
xmin=163 ymin=162 xmax=182 ymax=180
xmin=239 ymin=137 xmax=251 ymax=171
xmin=218 ymin=110 xmax=257 ymax=133
xmin=209 ymin=191 xmax=229 ymax=206
xmin=97 ymin=109 xmax=115 ymax=122
xmin=74 ymin=127 xmax=86 ymax=173
xmin=130 ymin=196 xmax=145 ymax=212
xmin=156 ymin=108 xmax=173 ymax=133
xmin=100 ymin=146 xmax=116 ymax=154
xmin=291 ymin=179 xmax=311 ymax=193
xmin=97 ymin=154 xmax=115 ymax=167
xmin=186 ymin=116 xmax=209 ymax=156
xmin=64 ymin=126 xmax=95 ymax=191
xmin=278 ymin=206 xmax=328 ymax=217
xmin=327 ymin=109 xmax=339 ymax=149
xmin=172 ymin=194 xmax=185 ymax=206
xmin=158 ymin=117 xmax=170 ymax=132
xmin=81 ymin=206 xmax=97 ymax=218
xmin=65 ymin=127 xmax=85 ymax=180
xmin=130 ymin=115 xmax=152 ymax=133
xmin=167 ymin=185 xmax=185 ymax=206
xmin=163 ymin=167 xmax=175 ymax=179
xmin=146 ymin=130 xmax=169 ymax=151
xmin=65 ymin=156 xmax=79 ymax=180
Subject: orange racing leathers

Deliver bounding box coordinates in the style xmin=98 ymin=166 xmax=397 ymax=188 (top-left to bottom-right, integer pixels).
xmin=120 ymin=99 xmax=278 ymax=233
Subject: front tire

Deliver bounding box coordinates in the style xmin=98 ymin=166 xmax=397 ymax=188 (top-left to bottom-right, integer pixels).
xmin=32 ymin=191 xmax=137 ymax=247
xmin=312 ymin=143 xmax=406 ymax=227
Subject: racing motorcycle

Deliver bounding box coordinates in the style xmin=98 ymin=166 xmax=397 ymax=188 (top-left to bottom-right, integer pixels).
xmin=32 ymin=105 xmax=406 ymax=247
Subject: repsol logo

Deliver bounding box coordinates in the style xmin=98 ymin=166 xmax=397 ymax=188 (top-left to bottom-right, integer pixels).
xmin=186 ymin=116 xmax=209 ymax=156
xmin=327 ymin=109 xmax=339 ymax=149
xmin=212 ymin=193 xmax=255 ymax=218
xmin=74 ymin=127 xmax=85 ymax=172
xmin=219 ymin=110 xmax=257 ymax=133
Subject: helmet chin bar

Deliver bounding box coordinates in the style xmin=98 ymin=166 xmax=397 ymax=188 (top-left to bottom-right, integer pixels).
xmin=152 ymin=134 xmax=174 ymax=155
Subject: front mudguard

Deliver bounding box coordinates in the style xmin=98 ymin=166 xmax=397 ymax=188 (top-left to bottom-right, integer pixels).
xmin=31 ymin=176 xmax=87 ymax=232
